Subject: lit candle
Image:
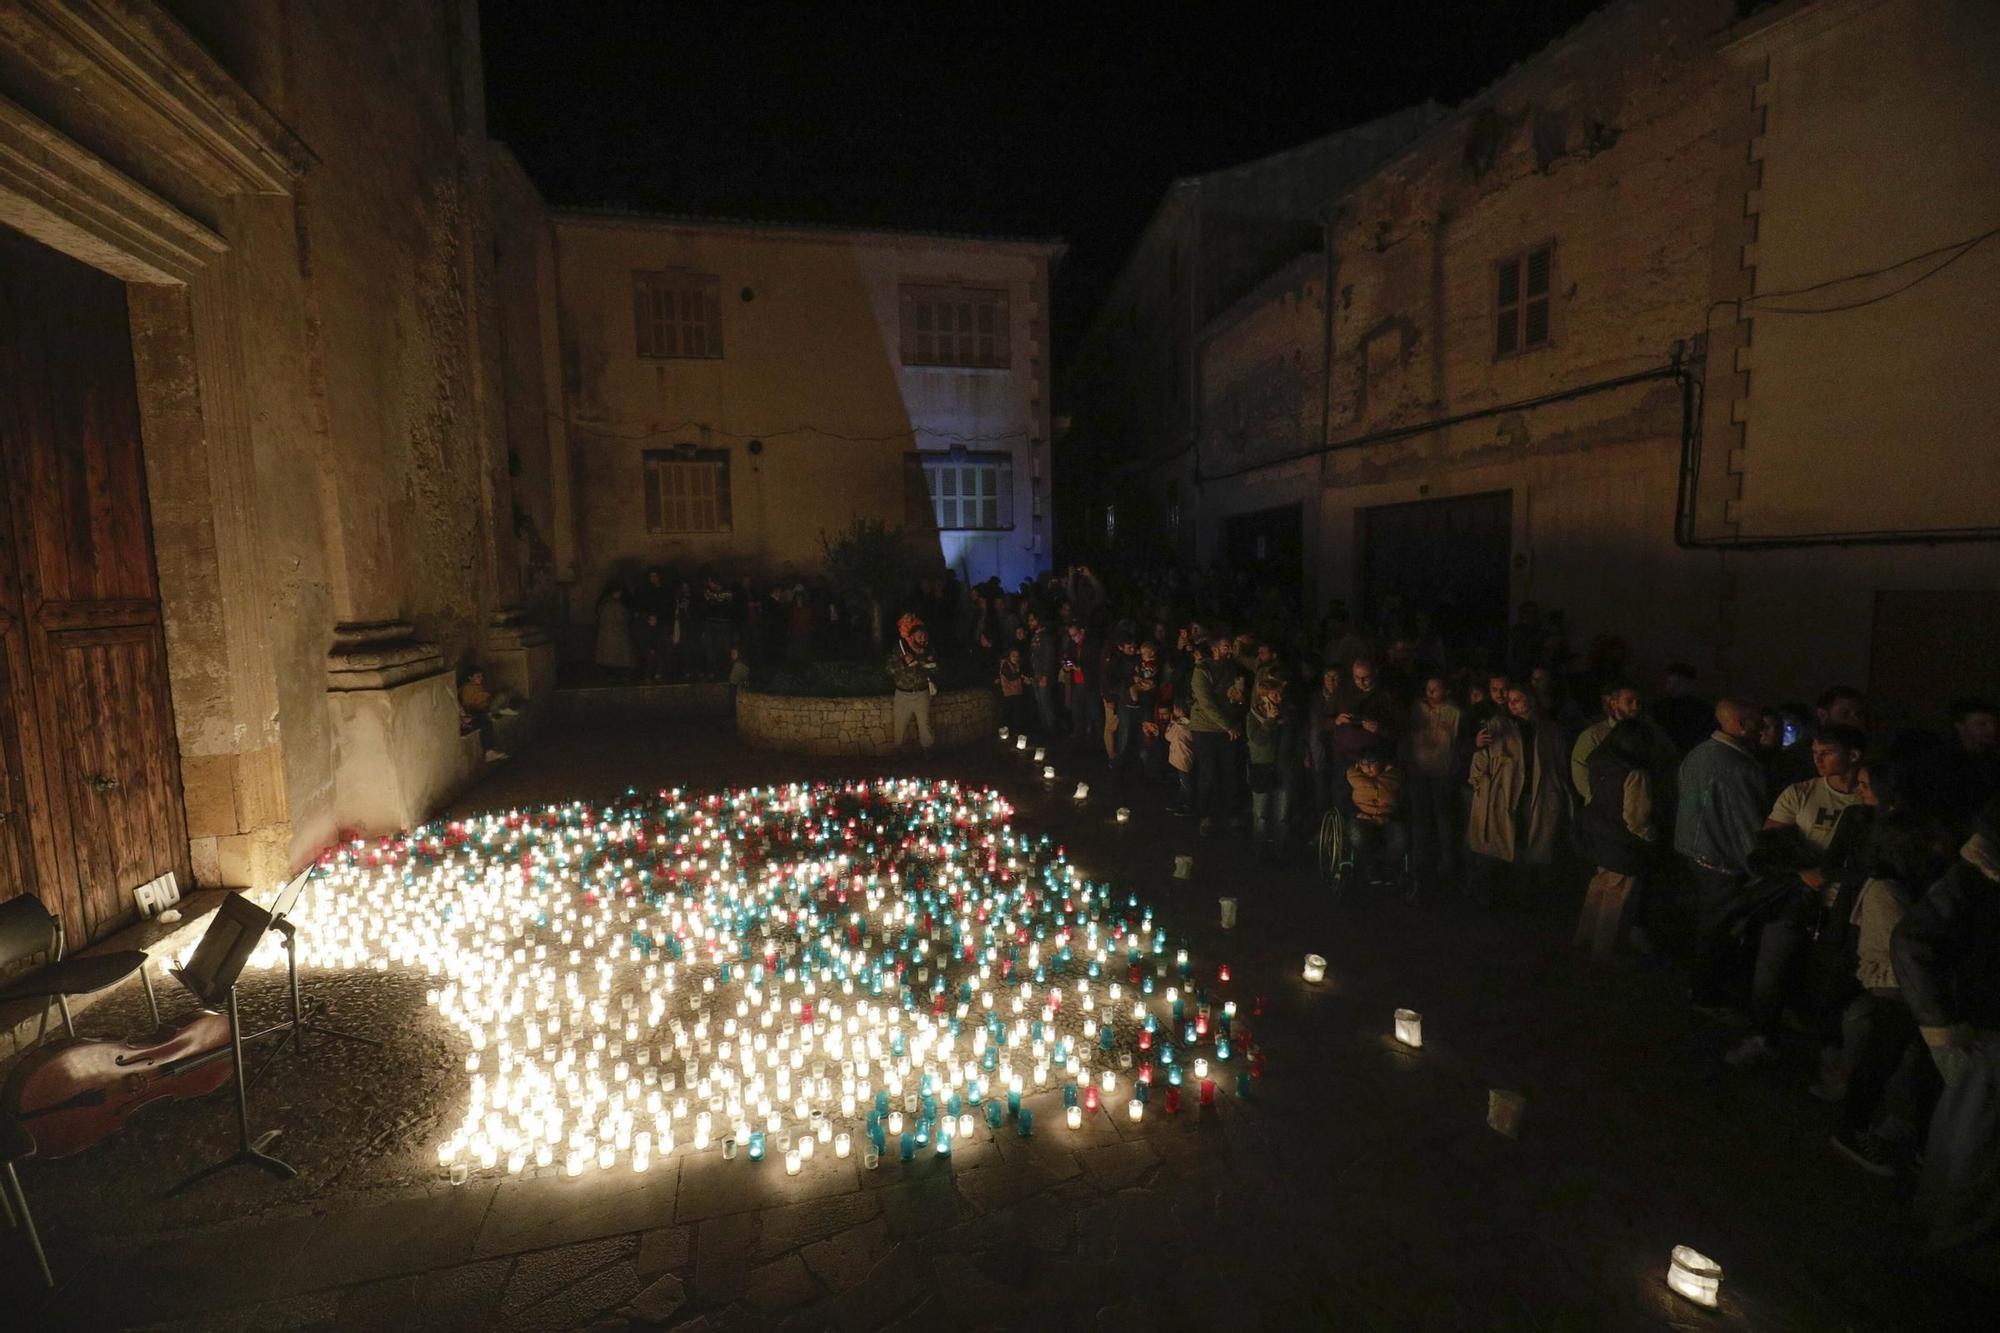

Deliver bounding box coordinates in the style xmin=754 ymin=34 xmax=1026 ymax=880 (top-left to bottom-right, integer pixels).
xmin=785 ymin=1149 xmax=801 ymax=1175
xmin=1127 ymin=1098 xmax=1144 ymax=1123
xmin=835 ymin=1131 xmax=851 ymax=1159
xmin=1394 ymin=1008 xmax=1423 ymax=1049
xmin=1042 ymin=766 xmax=1056 ymax=781
xmin=1667 ymin=1247 xmax=1722 ymax=1308
xmin=1302 ymin=954 xmax=1327 ymax=985
xmin=1066 ymin=1104 xmax=1082 ymax=1129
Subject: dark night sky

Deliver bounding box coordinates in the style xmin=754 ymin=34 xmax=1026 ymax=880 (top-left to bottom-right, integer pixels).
xmin=481 ymin=0 xmax=1607 ymax=349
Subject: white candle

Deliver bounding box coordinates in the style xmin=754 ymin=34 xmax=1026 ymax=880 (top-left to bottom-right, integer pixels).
xmin=785 ymin=1149 xmax=801 ymax=1176
xmin=1066 ymin=1104 xmax=1082 ymax=1129
xmin=834 ymin=1131 xmax=851 ymax=1158
xmin=1127 ymin=1098 xmax=1144 ymax=1123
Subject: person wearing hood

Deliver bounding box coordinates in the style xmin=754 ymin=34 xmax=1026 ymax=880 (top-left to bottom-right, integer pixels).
xmin=887 ymin=613 xmax=939 ymax=753
xmin=1892 ymin=799 xmax=2000 ymax=1255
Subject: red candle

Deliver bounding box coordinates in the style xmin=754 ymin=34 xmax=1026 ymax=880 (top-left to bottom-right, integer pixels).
xmin=1218 ymin=965 xmax=1231 ymax=983
xmin=1138 ymin=1030 xmax=1152 ymax=1051
xmin=1199 ymin=1078 xmax=1216 ymax=1105
xmin=1083 ymin=1086 xmax=1100 ymax=1112
xmin=1164 ymin=1087 xmax=1182 ymax=1115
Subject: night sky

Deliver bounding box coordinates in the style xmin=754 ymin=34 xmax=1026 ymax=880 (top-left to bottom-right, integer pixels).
xmin=481 ymin=0 xmax=1607 ymax=349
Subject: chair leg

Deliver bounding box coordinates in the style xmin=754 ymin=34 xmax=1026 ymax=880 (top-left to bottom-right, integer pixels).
xmin=3 ymin=1163 xmax=51 ymax=1288
xmin=55 ymin=994 xmax=73 ymax=1039
xmin=140 ymin=963 xmax=160 ymax=1030
xmin=0 ymin=1171 xmax=14 ymax=1227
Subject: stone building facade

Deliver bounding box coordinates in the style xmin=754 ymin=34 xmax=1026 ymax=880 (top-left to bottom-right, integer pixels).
xmin=545 ymin=212 xmax=1062 ymax=633
xmin=1093 ymin=0 xmax=2000 ymax=725
xmin=0 ymin=1 xmax=553 ymax=943
xmin=1062 ymin=105 xmax=1445 ymax=564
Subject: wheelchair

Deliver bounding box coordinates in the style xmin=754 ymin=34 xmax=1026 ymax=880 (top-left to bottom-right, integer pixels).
xmin=1316 ymin=806 xmax=1413 ymax=903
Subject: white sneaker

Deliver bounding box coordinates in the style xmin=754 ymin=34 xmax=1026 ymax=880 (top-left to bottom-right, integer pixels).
xmin=1724 ymin=1034 xmax=1778 ymax=1068
xmin=484 ymin=749 xmax=510 ymax=762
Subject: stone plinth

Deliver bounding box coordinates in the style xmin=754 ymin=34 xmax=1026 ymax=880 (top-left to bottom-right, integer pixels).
xmin=735 ymin=687 xmax=999 ymax=756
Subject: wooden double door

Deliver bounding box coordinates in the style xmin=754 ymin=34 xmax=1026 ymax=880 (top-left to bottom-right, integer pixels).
xmin=0 ymin=228 xmax=190 ymax=947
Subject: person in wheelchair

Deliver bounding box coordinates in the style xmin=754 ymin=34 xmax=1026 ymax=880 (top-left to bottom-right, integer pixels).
xmin=1346 ymin=743 xmax=1410 ymax=888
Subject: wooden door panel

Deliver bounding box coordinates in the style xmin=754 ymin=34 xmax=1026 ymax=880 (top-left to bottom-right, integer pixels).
xmin=47 ymin=626 xmax=185 ymax=941
xmin=0 ymin=623 xmax=37 ymax=911
xmin=0 ymin=226 xmax=189 ymax=945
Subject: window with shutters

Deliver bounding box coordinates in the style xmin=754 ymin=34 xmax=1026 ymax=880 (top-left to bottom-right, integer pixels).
xmin=900 ymin=284 xmax=1010 ymax=368
xmin=1494 ymin=242 xmax=1555 ymax=357
xmin=633 ymin=270 xmax=723 ymax=359
xmin=919 ymin=452 xmax=1014 ymax=530
xmin=642 ymin=449 xmax=731 ymax=533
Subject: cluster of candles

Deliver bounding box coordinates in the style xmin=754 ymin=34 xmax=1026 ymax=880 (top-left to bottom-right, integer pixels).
xmin=230 ymin=778 xmax=1254 ymax=1183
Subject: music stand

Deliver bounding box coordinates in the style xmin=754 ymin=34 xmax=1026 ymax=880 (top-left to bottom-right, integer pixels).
xmin=248 ymin=864 xmax=380 ymax=1087
xmin=165 ymin=892 xmax=296 ymax=1195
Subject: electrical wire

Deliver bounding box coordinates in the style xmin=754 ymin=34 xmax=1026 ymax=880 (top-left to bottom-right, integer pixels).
xmin=1705 ymin=223 xmax=1997 ymax=328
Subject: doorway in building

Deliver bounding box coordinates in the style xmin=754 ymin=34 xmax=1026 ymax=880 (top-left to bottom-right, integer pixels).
xmin=0 ymin=228 xmax=190 ymax=946
xmin=1222 ymin=503 xmax=1304 ymax=607
xmin=1359 ymin=491 xmax=1512 ymax=664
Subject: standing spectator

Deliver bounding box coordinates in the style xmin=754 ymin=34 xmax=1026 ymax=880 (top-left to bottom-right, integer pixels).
xmin=1245 ymin=674 xmax=1301 ymax=862
xmin=1465 ymin=684 xmax=1570 ymax=907
xmin=700 ymin=573 xmax=734 ymax=679
xmin=1189 ymin=631 xmax=1245 ymax=839
xmin=1027 ymin=607 xmax=1059 ymax=736
xmin=1100 ymin=624 xmax=1138 ymax=763
xmin=1308 ymin=667 xmax=1346 ymax=813
xmin=1911 ymin=698 xmax=2000 ymax=837
xmin=1677 ymin=699 xmax=1771 ymax=1020
xmin=1892 ymin=801 xmax=2000 ymax=1255
xmin=1656 ymin=662 xmax=1714 ymax=755
xmin=1575 ymin=718 xmax=1658 ymax=961
xmin=1117 ymin=639 xmax=1160 ymax=771
xmin=1404 ymin=675 xmax=1469 ymax=892
xmin=1061 ymin=622 xmax=1097 ymax=745
xmin=1165 ymin=706 xmax=1196 ymax=817
xmin=1323 ymin=658 xmax=1398 ymax=769
xmin=996 ymin=647 xmax=1033 ymax=735
xmin=594 ymin=585 xmax=636 ymax=682
xmin=886 ymin=612 xmax=939 ymax=753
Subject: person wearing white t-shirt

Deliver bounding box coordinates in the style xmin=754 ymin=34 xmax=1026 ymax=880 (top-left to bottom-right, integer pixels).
xmin=1725 ymin=725 xmax=1869 ymax=1068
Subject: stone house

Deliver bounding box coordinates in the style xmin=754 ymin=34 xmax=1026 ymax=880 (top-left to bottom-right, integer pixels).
xmin=1061 ymin=104 xmax=1446 ymax=564
xmin=0 ymin=1 xmax=554 ymax=945
xmin=1091 ymin=0 xmax=2000 ymax=724
xmin=542 ymin=211 xmax=1063 ymax=644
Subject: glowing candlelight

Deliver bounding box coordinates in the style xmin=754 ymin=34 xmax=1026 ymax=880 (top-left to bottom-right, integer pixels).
xmin=1667 ymin=1247 xmax=1722 ymax=1308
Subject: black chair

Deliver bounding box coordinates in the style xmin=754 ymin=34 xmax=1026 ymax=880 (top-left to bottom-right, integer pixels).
xmin=0 ymin=894 xmax=158 ymax=1043
xmin=0 ymin=1117 xmax=50 ymax=1287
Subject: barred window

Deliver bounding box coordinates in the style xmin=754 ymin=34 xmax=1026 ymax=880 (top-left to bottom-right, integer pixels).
xmin=919 ymin=453 xmax=1014 ymax=530
xmin=643 ymin=449 xmax=731 ymax=533
xmin=633 ymin=270 xmax=723 ymax=359
xmin=900 ymin=284 xmax=1010 ymax=368
xmin=1495 ymin=242 xmax=1554 ymax=357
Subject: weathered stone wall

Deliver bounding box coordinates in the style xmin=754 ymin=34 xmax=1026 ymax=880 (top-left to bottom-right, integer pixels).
xmin=736 ymin=688 xmax=999 ymax=756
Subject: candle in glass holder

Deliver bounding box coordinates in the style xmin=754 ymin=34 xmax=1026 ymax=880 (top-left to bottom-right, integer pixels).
xmin=1127 ymin=1098 xmax=1144 ymax=1123
xmin=1043 ymin=765 xmax=1057 ymax=781
xmin=1066 ymin=1104 xmax=1083 ymax=1129
xmin=1394 ymin=1008 xmax=1423 ymax=1049
xmin=1303 ymin=954 xmax=1327 ymax=985
xmin=835 ymin=1132 xmax=852 ymax=1159
xmin=1199 ymin=1077 xmax=1216 ymax=1105
xmin=785 ymin=1149 xmax=801 ymax=1175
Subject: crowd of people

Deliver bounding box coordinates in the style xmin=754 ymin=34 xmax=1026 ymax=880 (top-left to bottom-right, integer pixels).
xmin=936 ymin=561 xmax=1999 ymax=1263
xmin=575 ymin=555 xmax=1997 ymax=1261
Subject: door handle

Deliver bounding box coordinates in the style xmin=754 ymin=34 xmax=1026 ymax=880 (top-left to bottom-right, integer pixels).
xmin=89 ymin=775 xmax=119 ymax=794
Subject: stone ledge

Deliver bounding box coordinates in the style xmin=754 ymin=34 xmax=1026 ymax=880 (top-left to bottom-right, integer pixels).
xmin=736 ymin=688 xmax=998 ymax=756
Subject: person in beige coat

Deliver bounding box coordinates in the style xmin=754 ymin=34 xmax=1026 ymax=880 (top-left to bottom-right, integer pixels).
xmin=1466 ymin=684 xmax=1571 ymax=906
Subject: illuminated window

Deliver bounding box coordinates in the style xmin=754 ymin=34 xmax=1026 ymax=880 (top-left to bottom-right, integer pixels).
xmin=901 ymin=284 xmax=1010 ymax=368
xmin=643 ymin=450 xmax=731 ymax=533
xmin=1495 ymin=242 xmax=1554 ymax=356
xmin=633 ymin=270 xmax=722 ymax=359
xmin=920 ymin=453 xmax=1014 ymax=530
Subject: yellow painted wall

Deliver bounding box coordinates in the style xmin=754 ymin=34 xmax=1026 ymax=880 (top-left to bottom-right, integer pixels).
xmin=552 ymin=215 xmax=1057 ymax=610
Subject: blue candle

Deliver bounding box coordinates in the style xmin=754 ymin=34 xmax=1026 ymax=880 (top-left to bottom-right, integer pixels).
xmin=748 ymin=1131 xmax=766 ymax=1161
xmin=1235 ymin=1070 xmax=1251 ymax=1099
xmin=874 ymin=1090 xmax=890 ymax=1116
xmin=1007 ymin=1088 xmax=1022 ymax=1117
xmin=1168 ymin=1065 xmax=1183 ymax=1087
xmin=985 ymin=1100 xmax=1005 ymax=1128
xmin=1062 ymin=1081 xmax=1078 ymax=1107
xmin=936 ymin=1128 xmax=952 ymax=1156
xmin=899 ymin=1131 xmax=915 ymax=1162
xmin=1017 ymin=1108 xmax=1034 ymax=1137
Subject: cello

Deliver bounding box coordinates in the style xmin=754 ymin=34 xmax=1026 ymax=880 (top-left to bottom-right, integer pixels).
xmin=2 ymin=1012 xmax=233 ymax=1158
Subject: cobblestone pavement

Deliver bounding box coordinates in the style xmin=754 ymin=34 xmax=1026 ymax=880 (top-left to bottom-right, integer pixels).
xmin=5 ymin=718 xmax=1996 ymax=1331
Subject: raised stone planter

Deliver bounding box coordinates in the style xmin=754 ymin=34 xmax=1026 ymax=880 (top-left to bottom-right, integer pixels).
xmin=736 ymin=687 xmax=999 ymax=756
